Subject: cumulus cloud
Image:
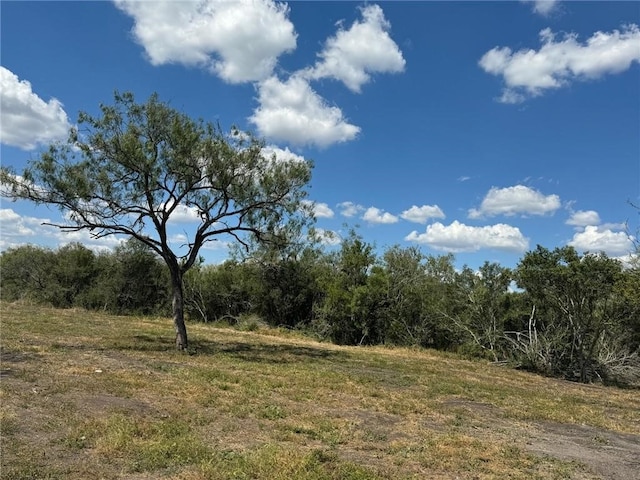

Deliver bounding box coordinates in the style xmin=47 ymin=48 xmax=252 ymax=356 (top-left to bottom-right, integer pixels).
xmin=261 ymin=145 xmax=307 ymax=164
xmin=362 ymin=207 xmax=398 ymax=225
xmin=496 ymin=89 xmax=527 ymax=105
xmin=250 ymin=75 xmax=360 ymax=147
xmin=468 ymin=185 xmax=561 ymax=219
xmin=117 ymin=2 xmax=404 ymax=148
xmin=337 ymin=201 xmax=365 ymax=218
xmin=566 ymin=210 xmax=601 ymax=227
xmin=303 ymin=4 xmax=405 ymax=92
xmin=59 ymin=230 xmax=125 ymax=252
xmin=302 ymin=200 xmax=334 ymax=219
xmin=568 ymin=225 xmax=635 ymax=257
xmin=523 ymin=0 xmax=560 ymax=16
xmin=201 ymin=238 xmax=231 ymax=252
xmin=405 ymin=220 xmax=529 ymax=253
xmin=400 ymin=204 xmax=445 ymax=224
xmin=167 ymin=205 xmax=201 ymax=224
xmin=0 ymin=206 xmax=233 ymax=256
xmin=0 ymin=173 xmax=43 ymax=199
xmin=115 ymin=0 xmax=296 ymax=83
xmin=0 ymin=208 xmax=41 ymax=239
xmin=313 ymin=228 xmax=341 ymax=246
xmin=479 ymin=24 xmax=640 ymax=103
xmin=169 ymin=232 xmax=190 ymax=247
xmin=0 ymin=208 xmax=123 ymax=252
xmin=0 ymin=67 xmax=71 ymax=150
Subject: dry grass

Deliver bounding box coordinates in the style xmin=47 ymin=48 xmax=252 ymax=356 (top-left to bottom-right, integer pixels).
xmin=1 ymin=301 xmax=638 ymax=479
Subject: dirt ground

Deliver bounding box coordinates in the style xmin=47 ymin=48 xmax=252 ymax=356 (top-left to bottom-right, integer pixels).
xmin=66 ymin=389 xmax=640 ymax=480
xmin=10 ymin=387 xmax=637 ymax=479
xmin=444 ymin=399 xmax=640 ymax=480
xmin=524 ymin=421 xmax=640 ymax=480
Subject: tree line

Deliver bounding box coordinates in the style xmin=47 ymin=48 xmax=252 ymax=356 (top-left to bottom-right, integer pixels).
xmin=2 ymin=236 xmax=638 ymax=387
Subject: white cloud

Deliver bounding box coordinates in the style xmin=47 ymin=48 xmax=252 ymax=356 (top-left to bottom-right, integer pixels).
xmin=201 ymin=238 xmax=231 ymax=251
xmin=250 ymin=75 xmax=360 ymax=147
xmin=497 ymin=89 xmax=527 ymax=105
xmin=114 ymin=0 xmax=297 ymax=83
xmin=617 ymin=253 xmax=640 ymax=269
xmin=0 ymin=173 xmax=49 ymax=199
xmin=313 ymin=228 xmax=341 ymax=246
xmin=0 ymin=207 xmax=235 ymax=256
xmin=302 ymin=200 xmax=334 ymax=219
xmin=600 ymin=222 xmax=627 ymax=231
xmin=261 ymin=145 xmax=307 ymax=164
xmin=155 ymin=202 xmax=211 ymax=225
xmin=0 ymin=67 xmax=71 ymax=150
xmin=362 ymin=206 xmax=398 ymax=225
xmin=169 ymin=232 xmax=189 ymax=246
xmin=468 ymin=185 xmax=560 ymax=219
xmin=406 ymin=220 xmax=529 ymax=253
xmin=168 ymin=231 xmax=229 ymax=254
xmin=303 ymin=4 xmax=405 ymax=93
xmin=337 ymin=201 xmax=364 ymax=218
xmin=0 ymin=208 xmax=41 ymax=238
xmin=479 ymin=24 xmax=640 ymax=103
xmin=566 ymin=210 xmax=601 ymax=227
xmin=0 ymin=208 xmax=123 ymax=252
xmin=568 ymin=225 xmax=635 ymax=257
xmin=116 ymin=2 xmax=405 ymax=149
xmin=400 ymin=204 xmax=445 ymax=224
xmin=524 ymin=0 xmax=560 ymax=16
xmin=56 ymin=230 xmax=124 ymax=252
xmin=168 ymin=204 xmax=201 ymax=224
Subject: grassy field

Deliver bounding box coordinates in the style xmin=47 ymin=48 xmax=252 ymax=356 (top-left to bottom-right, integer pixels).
xmin=1 ymin=302 xmax=638 ymax=479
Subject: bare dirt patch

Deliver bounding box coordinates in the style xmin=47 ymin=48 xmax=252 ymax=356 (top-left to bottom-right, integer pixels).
xmin=65 ymin=391 xmax=153 ymax=416
xmin=442 ymin=399 xmax=640 ymax=480
xmin=526 ymin=422 xmax=640 ymax=480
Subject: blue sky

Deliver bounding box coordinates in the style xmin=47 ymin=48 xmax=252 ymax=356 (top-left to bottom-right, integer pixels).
xmin=1 ymin=0 xmax=639 ymax=269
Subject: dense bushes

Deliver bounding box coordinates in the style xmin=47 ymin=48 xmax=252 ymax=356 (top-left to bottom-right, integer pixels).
xmin=1 ymin=241 xmax=170 ymax=315
xmin=183 ymin=261 xmax=253 ymax=323
xmin=2 ymin=238 xmax=638 ymax=386
xmin=511 ymin=246 xmax=640 ymax=384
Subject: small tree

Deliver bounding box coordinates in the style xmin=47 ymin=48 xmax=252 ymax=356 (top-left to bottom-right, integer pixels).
xmin=1 ymin=92 xmax=313 ymax=350
xmin=315 ymin=231 xmax=377 ymax=345
xmin=50 ymin=242 xmax=99 ymax=308
xmin=380 ymin=245 xmax=429 ymax=347
xmin=452 ymin=262 xmax=512 ymax=360
xmin=0 ymin=245 xmax=57 ymax=303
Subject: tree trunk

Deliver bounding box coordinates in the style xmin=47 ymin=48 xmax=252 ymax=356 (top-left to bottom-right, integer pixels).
xmin=170 ymin=269 xmax=188 ymax=350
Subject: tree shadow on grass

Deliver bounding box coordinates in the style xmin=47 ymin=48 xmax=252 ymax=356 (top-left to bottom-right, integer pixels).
xmin=191 ymin=339 xmax=347 ymax=365
xmin=106 ymin=333 xmax=176 ymax=352
xmin=113 ymin=333 xmax=346 ymax=365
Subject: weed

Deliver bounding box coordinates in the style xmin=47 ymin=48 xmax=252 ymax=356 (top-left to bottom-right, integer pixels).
xmin=261 ymin=403 xmax=287 ymax=420
xmin=0 ymin=410 xmax=19 ymax=436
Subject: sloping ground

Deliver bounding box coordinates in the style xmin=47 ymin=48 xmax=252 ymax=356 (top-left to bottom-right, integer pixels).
xmin=1 ymin=302 xmax=638 ymax=479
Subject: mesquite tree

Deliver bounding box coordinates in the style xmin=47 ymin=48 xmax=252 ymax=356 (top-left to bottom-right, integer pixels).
xmin=0 ymin=92 xmax=313 ymax=350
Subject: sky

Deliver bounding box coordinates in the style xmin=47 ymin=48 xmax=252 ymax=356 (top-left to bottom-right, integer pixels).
xmin=1 ymin=0 xmax=639 ymax=270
